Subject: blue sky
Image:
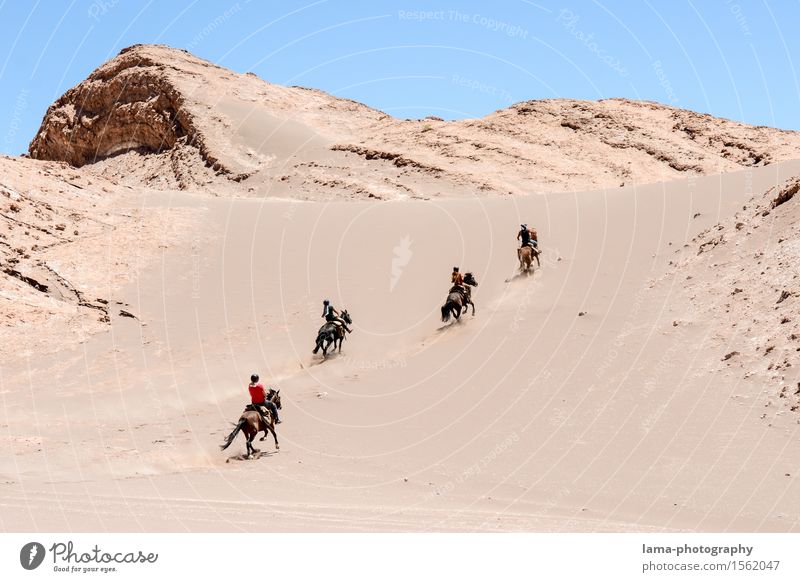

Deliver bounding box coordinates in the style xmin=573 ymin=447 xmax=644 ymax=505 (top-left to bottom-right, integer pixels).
xmin=1 ymin=0 xmax=798 ymax=155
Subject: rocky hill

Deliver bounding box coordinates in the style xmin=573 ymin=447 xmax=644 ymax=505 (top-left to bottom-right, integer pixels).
xmin=29 ymin=44 xmax=800 ymax=199
xmin=0 ymin=154 xmax=198 ymax=361
xmin=663 ymin=172 xmax=800 ymax=423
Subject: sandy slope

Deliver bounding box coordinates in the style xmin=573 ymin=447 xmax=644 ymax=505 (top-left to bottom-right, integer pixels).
xmin=2 ymin=160 xmax=798 ymax=532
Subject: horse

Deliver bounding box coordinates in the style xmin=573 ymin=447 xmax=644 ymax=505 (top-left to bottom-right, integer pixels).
xmin=441 ymin=272 xmax=478 ymax=322
xmin=518 ymin=245 xmax=540 ymax=273
xmin=313 ymin=309 xmax=352 ymax=357
xmin=220 ymin=390 xmax=281 ymax=459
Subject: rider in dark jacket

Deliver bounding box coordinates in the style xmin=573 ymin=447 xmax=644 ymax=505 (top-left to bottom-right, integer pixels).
xmin=517 ymin=224 xmax=538 ymax=250
xmin=322 ymin=299 xmax=352 ymax=333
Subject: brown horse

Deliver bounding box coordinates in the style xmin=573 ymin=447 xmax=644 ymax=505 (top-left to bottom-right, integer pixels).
xmin=220 ymin=390 xmax=281 ymax=458
xmin=518 ymin=245 xmax=540 ymax=272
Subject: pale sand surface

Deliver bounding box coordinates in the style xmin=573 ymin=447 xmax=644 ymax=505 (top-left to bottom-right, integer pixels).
xmin=2 ymin=161 xmax=798 ymax=532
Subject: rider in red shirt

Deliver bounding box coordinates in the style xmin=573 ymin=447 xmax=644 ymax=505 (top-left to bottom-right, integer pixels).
xmin=248 ymin=374 xmax=281 ymax=424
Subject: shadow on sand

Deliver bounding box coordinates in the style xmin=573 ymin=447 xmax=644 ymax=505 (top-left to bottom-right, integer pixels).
xmin=436 ymin=316 xmax=470 ymax=332
xmin=226 ymin=449 xmax=278 ymax=462
xmin=309 ymin=351 xmax=345 ymax=367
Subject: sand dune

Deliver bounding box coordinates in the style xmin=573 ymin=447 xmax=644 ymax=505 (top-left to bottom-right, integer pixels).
xmin=3 ymin=162 xmax=799 ymax=531
xmin=2 ymin=45 xmax=799 ymax=532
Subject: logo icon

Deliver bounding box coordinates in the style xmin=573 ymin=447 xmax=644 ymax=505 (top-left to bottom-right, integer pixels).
xmin=20 ymin=542 xmax=46 ymax=570
xmin=390 ymin=235 xmax=413 ymax=291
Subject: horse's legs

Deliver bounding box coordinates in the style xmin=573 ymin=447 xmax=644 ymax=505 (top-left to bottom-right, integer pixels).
xmin=268 ymin=424 xmax=280 ymax=450
xmin=261 ymin=420 xmax=277 ymax=447
xmin=470 ymin=300 xmax=476 ymax=315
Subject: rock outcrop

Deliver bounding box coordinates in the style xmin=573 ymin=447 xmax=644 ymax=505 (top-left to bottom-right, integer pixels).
xmin=28 ymin=44 xmax=800 ymax=199
xmin=29 ymin=46 xmax=192 ymax=167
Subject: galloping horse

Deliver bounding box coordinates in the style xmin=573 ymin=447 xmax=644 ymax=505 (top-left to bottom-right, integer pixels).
xmin=441 ymin=272 xmax=478 ymax=322
xmin=518 ymin=245 xmax=539 ymax=272
xmin=313 ymin=309 xmax=352 ymax=357
xmin=220 ymin=389 xmax=281 ymax=458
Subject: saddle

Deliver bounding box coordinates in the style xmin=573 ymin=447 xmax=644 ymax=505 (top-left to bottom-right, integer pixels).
xmin=245 ymin=403 xmax=274 ymax=423
xmin=325 ymin=319 xmax=346 ymax=339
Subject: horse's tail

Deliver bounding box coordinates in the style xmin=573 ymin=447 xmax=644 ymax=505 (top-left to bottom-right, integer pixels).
xmin=220 ymin=418 xmax=245 ymax=451
xmin=441 ymin=302 xmax=451 ymax=322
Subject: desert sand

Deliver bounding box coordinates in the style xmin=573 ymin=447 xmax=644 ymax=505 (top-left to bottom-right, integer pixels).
xmin=1 ymin=45 xmax=798 ymax=532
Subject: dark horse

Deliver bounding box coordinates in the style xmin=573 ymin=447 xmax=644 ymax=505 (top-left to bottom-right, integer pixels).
xmin=441 ymin=272 xmax=478 ymax=322
xmin=313 ymin=309 xmax=352 ymax=357
xmin=220 ymin=389 xmax=281 ymax=458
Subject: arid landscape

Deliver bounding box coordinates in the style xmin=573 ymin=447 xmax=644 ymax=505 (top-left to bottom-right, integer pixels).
xmin=1 ymin=44 xmax=799 ymax=532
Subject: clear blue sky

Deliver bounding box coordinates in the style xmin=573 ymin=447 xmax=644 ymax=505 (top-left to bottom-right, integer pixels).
xmin=1 ymin=0 xmax=798 ymax=155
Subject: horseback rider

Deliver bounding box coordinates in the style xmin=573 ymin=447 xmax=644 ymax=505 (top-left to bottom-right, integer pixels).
xmin=248 ymin=373 xmax=281 ymax=424
xmin=517 ymin=224 xmax=538 ymax=250
xmin=450 ymin=266 xmax=471 ymax=303
xmin=517 ymin=224 xmax=539 ymax=256
xmin=322 ymin=299 xmax=352 ymax=334
xmin=451 ymin=266 xmax=464 ymax=288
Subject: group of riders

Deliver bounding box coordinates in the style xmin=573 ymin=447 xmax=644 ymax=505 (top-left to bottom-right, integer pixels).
xmin=240 ymin=297 xmax=353 ymax=428
xmin=227 ymin=223 xmax=540 ymax=451
xmin=447 ymin=223 xmax=539 ymax=309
